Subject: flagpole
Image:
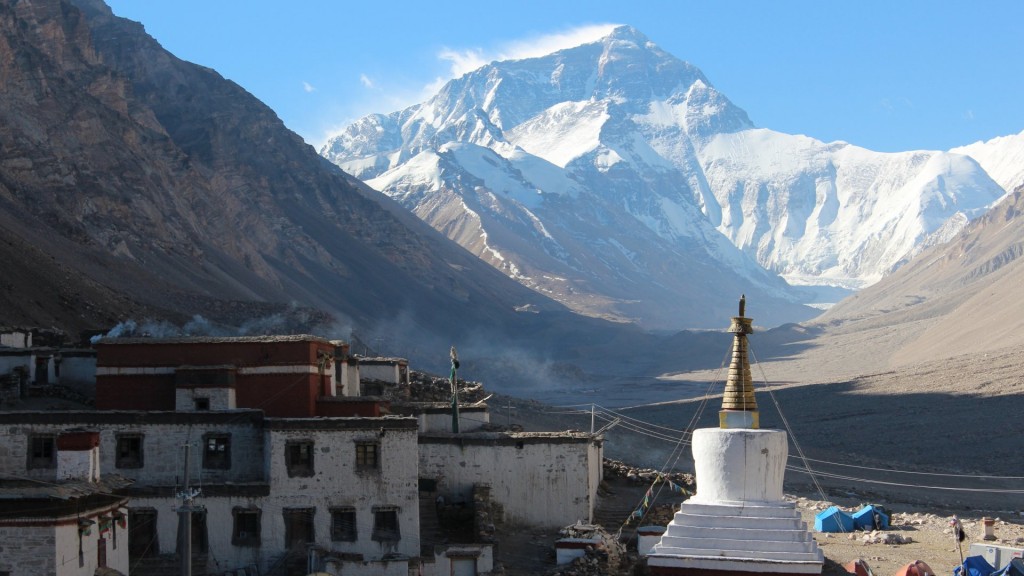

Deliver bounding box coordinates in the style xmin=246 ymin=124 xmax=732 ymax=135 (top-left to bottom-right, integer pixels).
xmin=450 ymin=346 xmax=460 ymax=434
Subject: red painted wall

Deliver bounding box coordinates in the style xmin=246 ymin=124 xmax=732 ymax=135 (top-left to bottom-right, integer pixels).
xmin=315 ymin=399 xmax=388 ymax=417
xmin=95 ymin=375 xmax=176 ymax=411
xmin=95 ymin=339 xmax=336 ymax=416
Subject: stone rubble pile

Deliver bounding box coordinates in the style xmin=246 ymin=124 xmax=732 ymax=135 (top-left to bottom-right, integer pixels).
xmin=858 ymin=531 xmax=914 ymax=545
xmin=545 ymin=523 xmax=631 ymax=576
xmin=602 ymin=459 xmax=694 ymax=488
xmin=407 ymin=370 xmax=486 ymax=403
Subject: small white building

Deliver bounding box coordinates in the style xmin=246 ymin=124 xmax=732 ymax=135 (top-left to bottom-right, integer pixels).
xmin=419 ymin=431 xmax=604 ymax=528
xmin=392 ymin=402 xmax=490 ymax=434
xmin=0 ymin=347 xmax=58 ymax=386
xmin=0 ymin=328 xmax=32 ymax=349
xmin=0 ymin=429 xmax=131 ymax=576
xmin=358 ymin=357 xmax=410 ymax=387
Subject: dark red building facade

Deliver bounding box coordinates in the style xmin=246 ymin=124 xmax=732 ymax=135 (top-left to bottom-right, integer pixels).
xmin=95 ymin=336 xmax=384 ymax=417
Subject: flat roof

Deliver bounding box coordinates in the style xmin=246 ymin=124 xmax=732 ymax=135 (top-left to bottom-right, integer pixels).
xmin=418 ymin=431 xmax=597 ymax=446
xmin=266 ymin=416 xmax=419 ymax=431
xmin=0 ymin=475 xmax=133 ymax=501
xmin=93 ymin=334 xmax=336 ymax=346
xmin=0 ymin=410 xmax=265 ymax=426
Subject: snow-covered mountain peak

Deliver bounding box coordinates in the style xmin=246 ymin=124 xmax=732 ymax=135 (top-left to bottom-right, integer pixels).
xmin=321 ymin=26 xmax=1017 ymax=329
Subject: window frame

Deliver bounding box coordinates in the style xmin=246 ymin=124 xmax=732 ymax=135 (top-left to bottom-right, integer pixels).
xmin=202 ymin=433 xmax=231 ymax=470
xmin=115 ymin=434 xmax=144 ymax=469
xmin=329 ymin=507 xmax=357 ymax=542
xmin=355 ymin=440 xmax=379 ymax=471
xmin=371 ymin=506 xmax=400 ymax=543
xmin=231 ymin=507 xmax=261 ymax=547
xmin=27 ymin=434 xmax=56 ymax=469
xmin=282 ymin=507 xmax=316 ymax=549
xmin=285 ymin=440 xmax=315 ymax=478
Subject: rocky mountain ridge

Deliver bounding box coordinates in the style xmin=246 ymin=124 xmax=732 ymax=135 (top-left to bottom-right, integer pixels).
xmin=322 ymin=26 xmax=1021 ymax=329
xmin=0 ymin=0 xmax=646 ymax=383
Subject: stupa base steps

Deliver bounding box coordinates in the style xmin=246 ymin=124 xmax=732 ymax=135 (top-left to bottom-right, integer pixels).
xmin=647 ymin=554 xmax=824 ymax=575
xmin=649 ymin=545 xmax=822 ymax=562
xmin=649 ymin=499 xmax=823 ymax=575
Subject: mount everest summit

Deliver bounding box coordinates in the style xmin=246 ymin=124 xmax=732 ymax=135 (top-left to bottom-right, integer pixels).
xmin=322 ymin=25 xmax=1018 ymax=330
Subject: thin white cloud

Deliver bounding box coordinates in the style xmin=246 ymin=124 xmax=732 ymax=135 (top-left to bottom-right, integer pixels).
xmin=436 ymin=23 xmax=620 ymax=82
xmin=302 ymin=81 xmax=315 ymax=93
xmin=438 ymin=47 xmax=489 ymax=79
xmin=963 ymin=109 xmax=975 ymax=121
xmin=498 ymin=24 xmax=621 ymax=61
xmin=316 ymin=24 xmax=622 ymax=148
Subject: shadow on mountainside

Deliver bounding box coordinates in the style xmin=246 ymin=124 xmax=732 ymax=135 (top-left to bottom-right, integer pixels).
xmin=605 ymin=378 xmax=1024 ymax=511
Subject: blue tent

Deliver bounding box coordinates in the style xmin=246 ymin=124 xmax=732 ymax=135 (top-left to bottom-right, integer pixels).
xmin=852 ymin=505 xmax=889 ymax=530
xmin=814 ymin=506 xmax=854 ymax=533
xmin=954 ymin=555 xmax=996 ymax=576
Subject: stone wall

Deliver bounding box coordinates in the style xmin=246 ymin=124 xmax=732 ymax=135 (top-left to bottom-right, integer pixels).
xmin=0 ymin=507 xmax=130 ymax=576
xmin=266 ymin=420 xmax=421 ymax=560
xmin=0 ymin=412 xmax=266 ymax=484
xmin=0 ymin=526 xmax=55 ymax=576
xmin=419 ymin=433 xmax=602 ymax=528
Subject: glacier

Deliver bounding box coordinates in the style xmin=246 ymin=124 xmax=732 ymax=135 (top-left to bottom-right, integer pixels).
xmin=321 ymin=25 xmax=1017 ymax=329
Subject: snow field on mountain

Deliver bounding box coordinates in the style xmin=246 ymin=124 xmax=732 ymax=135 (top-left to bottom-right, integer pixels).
xmin=951 ymin=128 xmax=1024 ymax=194
xmin=322 ymin=24 xmax=1024 ymax=327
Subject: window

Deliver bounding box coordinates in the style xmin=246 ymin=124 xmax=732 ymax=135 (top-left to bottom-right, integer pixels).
xmin=232 ymin=507 xmax=261 ymax=547
xmin=285 ymin=441 xmax=314 ymax=477
xmin=355 ymin=441 xmax=378 ymax=470
xmin=115 ymin=434 xmax=144 ymax=469
xmin=203 ymin=433 xmax=231 ymax=470
xmin=283 ymin=508 xmax=315 ymax=550
xmin=194 ymin=397 xmax=210 ymax=411
xmin=27 ymin=435 xmax=55 ymax=469
xmin=330 ymin=507 xmax=357 ymax=542
xmin=128 ymin=509 xmax=158 ymax=558
xmin=372 ymin=507 xmax=400 ymax=542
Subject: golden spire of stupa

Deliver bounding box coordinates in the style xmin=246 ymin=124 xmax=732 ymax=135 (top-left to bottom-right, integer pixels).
xmin=720 ymin=295 xmax=759 ymax=429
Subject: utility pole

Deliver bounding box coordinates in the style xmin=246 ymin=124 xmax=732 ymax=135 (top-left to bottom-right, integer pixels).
xmin=178 ymin=443 xmax=200 ymax=576
xmin=450 ymin=346 xmax=460 ymax=434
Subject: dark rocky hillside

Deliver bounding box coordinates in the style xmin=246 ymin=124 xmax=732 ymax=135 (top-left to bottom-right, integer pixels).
xmin=0 ymin=0 xmax=663 ymax=380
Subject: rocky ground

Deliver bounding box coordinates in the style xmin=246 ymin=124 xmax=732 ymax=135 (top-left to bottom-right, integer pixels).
xmin=489 ymin=318 xmax=1024 ymax=575
xmin=490 ymin=457 xmax=1024 ymax=576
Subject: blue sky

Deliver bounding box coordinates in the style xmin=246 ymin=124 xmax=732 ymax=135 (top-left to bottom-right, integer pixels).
xmin=103 ymin=1 xmax=1024 ymax=153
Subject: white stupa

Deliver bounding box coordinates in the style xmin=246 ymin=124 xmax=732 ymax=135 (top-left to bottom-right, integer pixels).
xmin=647 ymin=297 xmax=824 ymax=576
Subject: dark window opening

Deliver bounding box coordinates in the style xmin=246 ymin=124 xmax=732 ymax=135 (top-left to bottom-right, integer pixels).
xmin=27 ymin=435 xmax=55 ymax=469
xmin=203 ymin=433 xmax=231 ymax=470
xmin=177 ymin=509 xmax=208 ymax=555
xmin=372 ymin=507 xmax=400 ymax=542
xmin=194 ymin=397 xmax=210 ymax=411
xmin=283 ymin=508 xmax=315 ymax=550
xmin=34 ymin=357 xmax=48 ymax=384
xmin=285 ymin=441 xmax=314 ymax=477
xmin=128 ymin=509 xmax=158 ymax=559
xmin=232 ymin=508 xmax=261 ymax=547
xmin=330 ymin=507 xmax=357 ymax=542
xmin=355 ymin=441 xmax=378 ymax=470
xmin=115 ymin=434 xmax=144 ymax=469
